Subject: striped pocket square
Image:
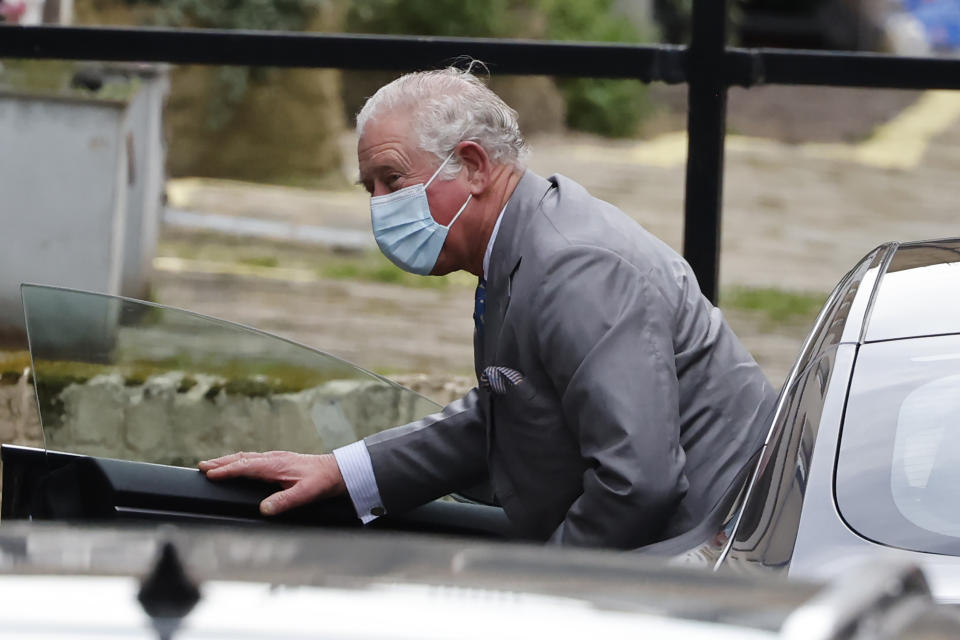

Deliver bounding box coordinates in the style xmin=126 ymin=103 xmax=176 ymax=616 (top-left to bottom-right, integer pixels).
xmin=480 ymin=366 xmax=525 ymax=395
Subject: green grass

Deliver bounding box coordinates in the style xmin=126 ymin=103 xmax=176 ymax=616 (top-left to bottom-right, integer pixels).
xmin=721 ymin=286 xmax=827 ymax=326
xmin=319 ymin=252 xmax=476 ymax=289
xmin=158 ymin=235 xmax=476 ymax=290
xmin=238 ymin=255 xmax=279 ymax=268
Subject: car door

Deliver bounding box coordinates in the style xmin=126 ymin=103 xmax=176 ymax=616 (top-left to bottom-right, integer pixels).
xmin=2 ymin=284 xmax=510 ymax=538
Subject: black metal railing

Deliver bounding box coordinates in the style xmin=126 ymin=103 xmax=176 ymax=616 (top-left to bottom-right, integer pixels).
xmin=4 ymin=0 xmax=960 ymax=301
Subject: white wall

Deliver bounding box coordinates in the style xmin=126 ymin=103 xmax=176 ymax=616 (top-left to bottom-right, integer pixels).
xmin=0 ymin=94 xmax=128 ymax=332
xmin=0 ymin=70 xmax=168 ymax=336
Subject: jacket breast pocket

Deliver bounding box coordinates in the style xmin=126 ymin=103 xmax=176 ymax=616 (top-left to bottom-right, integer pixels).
xmin=491 ymin=378 xmax=561 ymax=447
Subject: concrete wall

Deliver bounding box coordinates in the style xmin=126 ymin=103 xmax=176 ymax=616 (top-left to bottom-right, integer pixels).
xmin=0 ymin=93 xmax=129 ymax=333
xmin=32 ymin=372 xmax=438 ymax=466
xmin=119 ymin=68 xmax=169 ymax=299
xmin=0 ymin=370 xmax=474 ymax=461
xmin=0 ymin=69 xmax=168 ymax=337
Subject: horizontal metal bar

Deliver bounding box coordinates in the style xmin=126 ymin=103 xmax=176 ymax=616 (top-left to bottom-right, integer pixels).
xmin=726 ymin=47 xmax=960 ymax=89
xmin=6 ymin=25 xmax=960 ymax=91
xmin=0 ymin=25 xmax=688 ymax=83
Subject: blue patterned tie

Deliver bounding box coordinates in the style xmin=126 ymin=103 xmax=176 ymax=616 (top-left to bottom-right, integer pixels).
xmin=474 ymin=277 xmax=486 ymax=340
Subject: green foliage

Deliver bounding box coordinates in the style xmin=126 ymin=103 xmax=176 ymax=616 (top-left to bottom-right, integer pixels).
xmin=156 ymin=0 xmax=322 ymax=32
xmin=538 ymin=0 xmax=644 ymax=42
xmin=134 ymin=0 xmax=324 ymax=130
xmin=345 ymin=0 xmax=656 ymax=138
xmin=539 ymin=0 xmax=654 ymax=137
xmin=345 ymin=0 xmax=511 ymax=38
xmin=558 ymin=78 xmax=651 ymax=138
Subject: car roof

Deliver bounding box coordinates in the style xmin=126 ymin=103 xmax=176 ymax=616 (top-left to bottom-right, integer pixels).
xmin=864 ymin=238 xmax=960 ymax=343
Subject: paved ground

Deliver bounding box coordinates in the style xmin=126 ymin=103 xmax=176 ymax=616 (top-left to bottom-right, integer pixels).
xmin=157 ymin=86 xmax=960 ymax=390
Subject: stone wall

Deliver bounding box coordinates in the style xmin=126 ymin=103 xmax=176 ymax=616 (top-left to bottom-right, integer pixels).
xmin=34 ymin=371 xmax=438 ymax=466
xmin=0 ymin=368 xmax=473 ymax=497
xmin=0 ymin=367 xmax=473 ymax=463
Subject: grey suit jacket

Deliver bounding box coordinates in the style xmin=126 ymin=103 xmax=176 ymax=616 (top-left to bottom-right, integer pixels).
xmin=365 ymin=170 xmax=777 ymax=549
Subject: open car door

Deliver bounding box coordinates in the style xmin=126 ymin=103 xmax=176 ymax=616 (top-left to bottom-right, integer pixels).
xmin=2 ymin=284 xmax=510 ymax=538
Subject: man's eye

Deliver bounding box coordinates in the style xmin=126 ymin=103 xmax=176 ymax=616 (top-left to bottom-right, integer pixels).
xmin=387 ymin=174 xmax=402 ymax=186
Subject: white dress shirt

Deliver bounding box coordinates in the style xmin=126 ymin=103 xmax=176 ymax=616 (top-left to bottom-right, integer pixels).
xmin=333 ymin=205 xmax=507 ymax=523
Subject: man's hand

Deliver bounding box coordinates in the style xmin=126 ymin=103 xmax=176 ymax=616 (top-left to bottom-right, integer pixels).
xmin=199 ymin=451 xmax=346 ymax=516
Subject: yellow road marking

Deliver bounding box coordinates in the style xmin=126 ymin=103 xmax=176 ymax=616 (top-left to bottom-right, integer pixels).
xmin=565 ymin=90 xmax=960 ymax=170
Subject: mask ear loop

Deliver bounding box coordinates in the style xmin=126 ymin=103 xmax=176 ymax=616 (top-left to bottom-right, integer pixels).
xmin=425 ymin=150 xmax=457 ymax=189
xmin=425 ymin=148 xmax=472 ymax=229
xmin=443 ymin=194 xmax=472 ymax=230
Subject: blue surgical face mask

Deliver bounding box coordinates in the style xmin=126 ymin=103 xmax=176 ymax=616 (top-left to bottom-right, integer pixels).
xmin=370 ymin=151 xmax=472 ymax=275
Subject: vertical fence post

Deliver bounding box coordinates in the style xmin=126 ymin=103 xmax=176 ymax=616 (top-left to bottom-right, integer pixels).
xmin=683 ymin=0 xmax=729 ymax=304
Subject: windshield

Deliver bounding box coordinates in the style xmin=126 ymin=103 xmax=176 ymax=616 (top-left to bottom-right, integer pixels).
xmin=21 ymin=284 xmax=440 ymax=467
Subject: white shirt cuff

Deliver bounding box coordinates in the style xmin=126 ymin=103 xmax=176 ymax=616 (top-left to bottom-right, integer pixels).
xmin=332 ymin=441 xmax=386 ymax=524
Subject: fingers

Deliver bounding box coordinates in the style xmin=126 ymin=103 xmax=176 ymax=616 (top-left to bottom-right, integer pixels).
xmin=198 ymin=451 xmax=255 ymax=471
xmin=202 ymin=455 xmax=281 ymax=481
xmin=261 ymin=481 xmax=316 ymax=516
xmin=199 ymin=451 xmax=345 ymax=517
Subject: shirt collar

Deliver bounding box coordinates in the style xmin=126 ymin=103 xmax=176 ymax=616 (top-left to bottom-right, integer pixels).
xmin=482 ymin=205 xmax=507 ymax=280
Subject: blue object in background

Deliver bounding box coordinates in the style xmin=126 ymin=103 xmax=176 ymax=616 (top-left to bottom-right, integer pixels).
xmin=902 ymin=0 xmax=960 ymax=49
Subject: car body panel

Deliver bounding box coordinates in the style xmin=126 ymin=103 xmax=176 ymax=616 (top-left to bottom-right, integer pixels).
xmin=0 ymin=522 xmax=825 ymax=638
xmin=722 ymin=237 xmax=960 ymax=602
xmin=0 ymin=574 xmax=781 ymax=640
xmin=717 ymin=243 xmax=887 ymax=575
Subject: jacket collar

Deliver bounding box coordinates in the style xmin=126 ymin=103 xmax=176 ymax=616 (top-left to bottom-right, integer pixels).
xmin=479 ymin=170 xmax=553 ymax=363
xmin=485 ymin=169 xmax=552 ymax=289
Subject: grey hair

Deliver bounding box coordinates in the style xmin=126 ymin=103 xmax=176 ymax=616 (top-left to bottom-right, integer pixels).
xmin=356 ymin=65 xmax=529 ymax=179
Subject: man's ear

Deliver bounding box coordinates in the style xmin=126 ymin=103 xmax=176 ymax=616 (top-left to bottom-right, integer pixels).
xmin=456 ymin=141 xmax=491 ymax=194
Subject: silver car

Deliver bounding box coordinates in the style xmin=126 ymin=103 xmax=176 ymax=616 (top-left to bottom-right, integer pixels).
xmin=5 ymin=238 xmax=960 ymax=608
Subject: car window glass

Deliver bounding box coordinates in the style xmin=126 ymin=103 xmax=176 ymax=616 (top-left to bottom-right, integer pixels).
xmin=837 ymin=335 xmax=960 ymax=555
xmin=725 ymin=347 xmax=836 ymax=573
xmin=21 ymin=285 xmax=441 ymax=467
xmin=893 ymin=373 xmax=960 ymax=536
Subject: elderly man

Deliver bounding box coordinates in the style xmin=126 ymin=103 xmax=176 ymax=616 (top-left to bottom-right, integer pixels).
xmin=201 ymin=67 xmax=777 ymax=549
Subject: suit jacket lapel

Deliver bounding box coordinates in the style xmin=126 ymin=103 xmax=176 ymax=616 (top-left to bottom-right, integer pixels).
xmin=479 ymin=171 xmax=553 ymax=368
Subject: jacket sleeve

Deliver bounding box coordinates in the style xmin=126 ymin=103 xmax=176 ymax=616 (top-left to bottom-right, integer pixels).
xmin=363 ymin=388 xmax=488 ymax=513
xmin=534 ymin=245 xmax=689 ymax=548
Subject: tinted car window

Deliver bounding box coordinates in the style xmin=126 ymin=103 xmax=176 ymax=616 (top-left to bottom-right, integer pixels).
xmin=21 ymin=285 xmax=440 ymax=467
xmin=837 ymin=335 xmax=960 ymax=555
xmin=792 ymin=246 xmax=883 ymax=374
xmin=720 ymin=248 xmax=884 ymax=573
xmin=724 ymin=348 xmax=837 ymax=573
